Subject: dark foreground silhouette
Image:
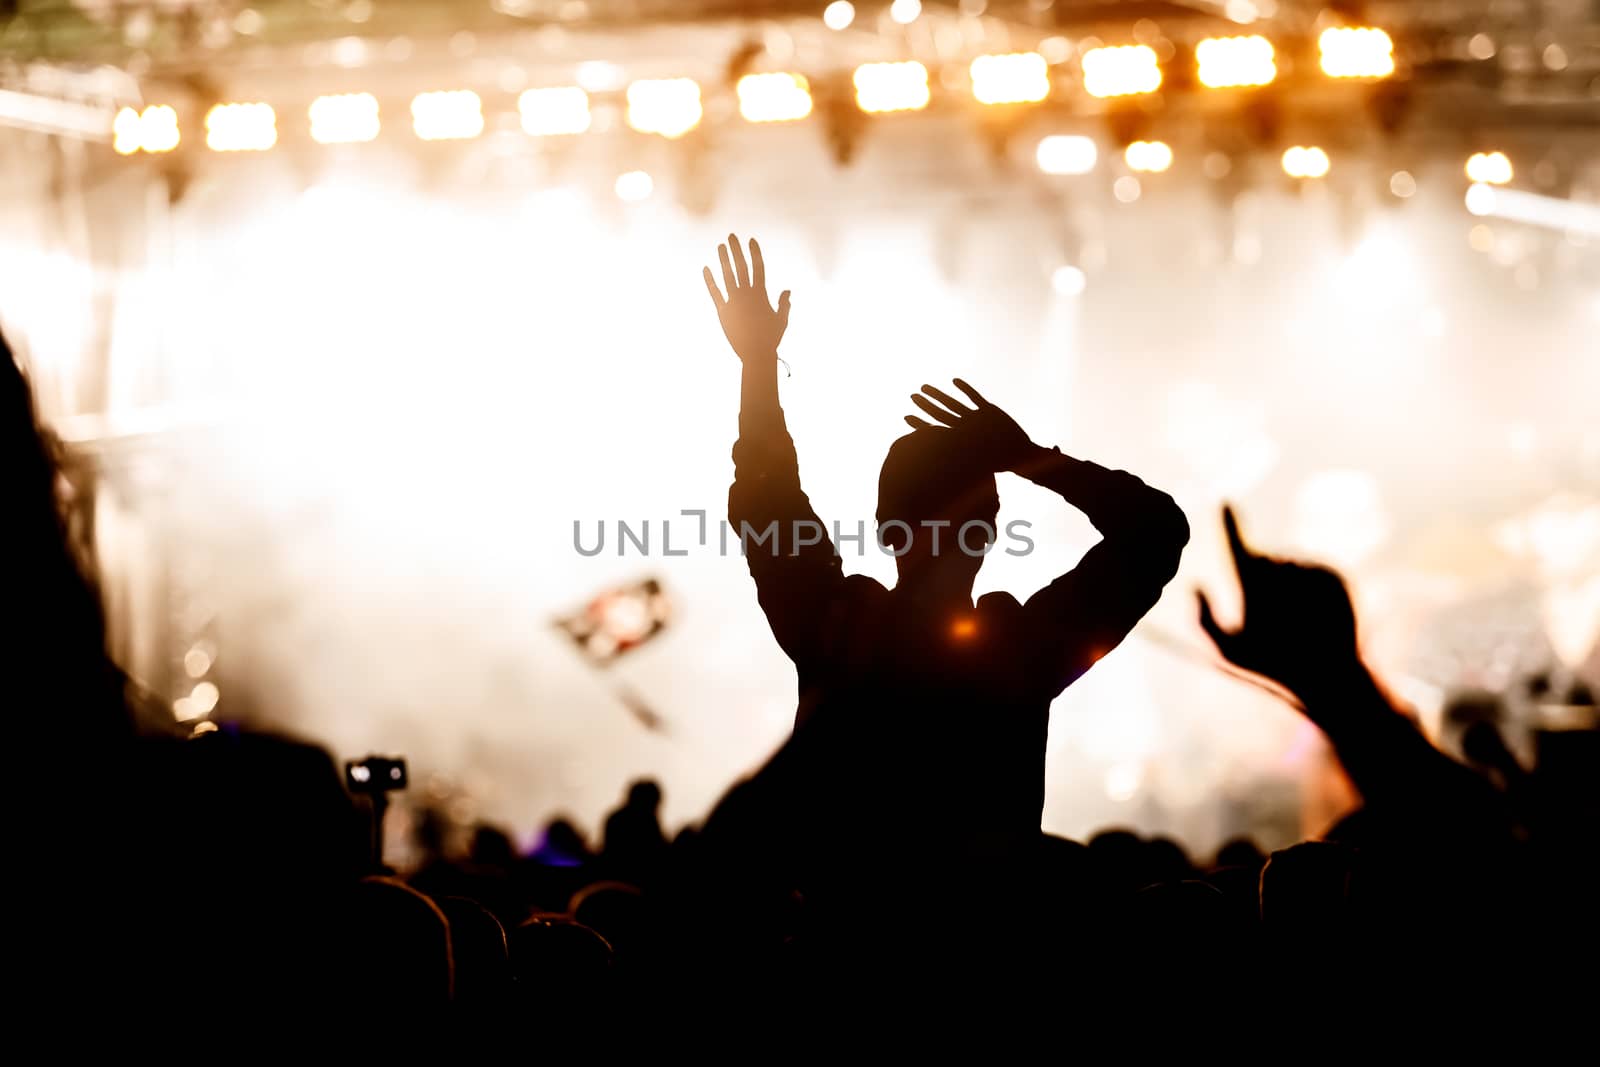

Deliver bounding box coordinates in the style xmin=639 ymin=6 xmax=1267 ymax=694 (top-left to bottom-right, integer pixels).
xmin=4 ymin=239 xmax=1596 ymax=1027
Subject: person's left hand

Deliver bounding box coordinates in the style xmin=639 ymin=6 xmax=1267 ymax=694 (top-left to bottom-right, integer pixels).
xmin=904 ymin=379 xmax=1035 ymax=473
xmin=703 ymin=234 xmax=791 ymax=362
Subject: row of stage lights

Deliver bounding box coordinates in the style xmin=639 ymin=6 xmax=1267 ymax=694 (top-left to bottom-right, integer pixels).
xmin=113 ymin=26 xmax=1400 ymax=154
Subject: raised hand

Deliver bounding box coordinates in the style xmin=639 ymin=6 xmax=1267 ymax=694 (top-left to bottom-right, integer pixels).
xmin=703 ymin=234 xmax=791 ymax=361
xmin=1196 ymin=506 xmax=1360 ymax=698
xmin=903 ymin=379 xmax=1035 ymax=474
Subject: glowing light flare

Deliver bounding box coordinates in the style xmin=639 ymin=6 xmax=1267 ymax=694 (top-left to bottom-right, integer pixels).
xmin=206 ymin=102 xmax=276 ymax=152
xmin=411 ymin=90 xmax=484 ymax=141
xmin=626 ymin=78 xmax=703 ymax=138
xmin=1465 ymin=151 xmax=1513 ymax=185
xmin=823 ymin=0 xmax=855 ymax=30
xmin=969 ymin=51 xmax=1050 ymax=105
xmin=1124 ymin=140 xmax=1172 ymax=173
xmin=853 ymin=61 xmax=930 ymax=113
xmin=309 ymin=92 xmax=380 ymax=144
xmin=614 ymin=170 xmax=653 ymax=202
xmin=1281 ymin=145 xmax=1330 ymax=179
xmin=889 ymin=0 xmax=921 ymax=24
xmin=519 ymin=86 xmax=591 ymax=135
xmin=1196 ymin=35 xmax=1276 ymax=88
xmin=1036 ymin=134 xmax=1097 ymax=175
xmin=1082 ymin=45 xmax=1162 ymax=98
xmin=1319 ymin=27 xmax=1395 ymax=79
xmin=1051 ymin=264 xmax=1086 ymax=296
xmin=737 ymin=72 xmax=813 ymax=123
xmin=113 ymin=104 xmax=179 ymax=154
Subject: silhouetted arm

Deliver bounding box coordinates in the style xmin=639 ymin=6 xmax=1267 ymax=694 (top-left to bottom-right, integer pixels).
xmin=1015 ymin=446 xmax=1191 ymax=691
xmin=1198 ymin=507 xmax=1506 ymax=828
xmin=705 ymin=235 xmax=845 ymax=662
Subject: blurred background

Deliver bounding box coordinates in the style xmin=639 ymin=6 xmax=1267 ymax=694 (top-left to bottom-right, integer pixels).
xmin=1 ymin=0 xmax=1596 ymax=856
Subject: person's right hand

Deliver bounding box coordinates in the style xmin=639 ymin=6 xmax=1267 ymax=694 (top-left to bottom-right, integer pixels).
xmin=703 ymin=233 xmax=791 ymax=361
xmin=903 ymin=378 xmax=1036 ymax=474
xmin=1197 ymin=506 xmax=1361 ymax=698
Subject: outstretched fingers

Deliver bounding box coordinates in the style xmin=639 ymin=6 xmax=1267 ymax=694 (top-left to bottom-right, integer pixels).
xmin=904 ymin=415 xmax=936 ymax=431
xmin=719 ymin=244 xmax=737 ymax=296
xmin=728 ymin=233 xmax=750 ymax=288
xmin=1222 ymin=505 xmax=1259 ymax=577
xmin=951 ymin=378 xmax=988 ymax=407
xmin=911 ymin=393 xmax=960 ymax=426
xmin=750 ymin=238 xmax=765 ymax=292
xmin=921 ymin=383 xmax=976 ymax=416
xmin=702 ymin=266 xmax=725 ymax=308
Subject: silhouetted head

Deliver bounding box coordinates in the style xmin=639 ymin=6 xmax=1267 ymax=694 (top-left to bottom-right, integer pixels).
xmin=876 ymin=428 xmax=999 ymax=593
xmin=627 ymin=779 xmax=662 ymax=810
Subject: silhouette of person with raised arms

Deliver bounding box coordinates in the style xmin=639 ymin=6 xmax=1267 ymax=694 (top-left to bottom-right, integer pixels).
xmin=701 ymin=235 xmax=1190 ymax=897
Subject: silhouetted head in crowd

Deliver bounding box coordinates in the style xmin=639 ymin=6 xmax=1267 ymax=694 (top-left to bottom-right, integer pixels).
xmin=345 ymin=877 xmax=454 ymax=1005
xmin=470 ymin=823 xmax=517 ymax=868
xmin=532 ymin=817 xmax=590 ymax=867
xmin=510 ymin=917 xmax=612 ymax=998
xmin=627 ymin=779 xmax=662 ymax=811
xmin=1214 ymin=837 xmax=1267 ymax=871
xmin=437 ymin=896 xmax=509 ymax=1004
xmin=1260 ymin=842 xmax=1353 ymax=937
xmin=876 ymin=427 xmax=999 ymax=598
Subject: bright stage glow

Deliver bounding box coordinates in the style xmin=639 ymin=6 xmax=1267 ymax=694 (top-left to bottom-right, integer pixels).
xmin=1319 ymin=27 xmax=1395 ymax=79
xmin=114 ymin=104 xmax=179 ymax=154
xmin=1051 ymin=264 xmax=1087 ymax=296
xmin=1114 ymin=176 xmax=1141 ymax=202
xmin=1125 ymin=140 xmax=1172 ymax=173
xmin=1294 ymin=470 xmax=1388 ymax=568
xmin=1463 ymin=184 xmax=1600 ymax=237
xmin=969 ymin=52 xmax=1050 ymax=105
xmin=1390 ymin=170 xmax=1417 ymax=198
xmin=627 ymin=78 xmax=703 ymax=138
xmin=853 ymin=61 xmax=930 ymax=113
xmin=1281 ymin=145 xmax=1330 ymax=179
xmin=519 ymin=86 xmax=591 ymax=135
xmin=1036 ymin=134 xmax=1097 ymax=175
xmin=823 ymin=1 xmax=855 ymax=30
xmin=1465 ymin=151 xmax=1513 ymax=185
xmin=206 ymin=102 xmax=277 ymax=152
xmin=614 ymin=170 xmax=654 ymax=202
xmin=310 ymin=92 xmax=380 ymax=145
xmin=1082 ymin=45 xmax=1162 ymax=98
xmin=411 ymin=90 xmax=484 ymax=141
xmin=737 ymin=73 xmax=813 ymax=123
xmin=889 ymin=0 xmax=921 ymax=24
xmin=1196 ymin=35 xmax=1276 ymax=88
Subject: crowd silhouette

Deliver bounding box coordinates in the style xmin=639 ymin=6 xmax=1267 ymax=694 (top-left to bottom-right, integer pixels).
xmin=4 ymin=233 xmax=1595 ymax=1027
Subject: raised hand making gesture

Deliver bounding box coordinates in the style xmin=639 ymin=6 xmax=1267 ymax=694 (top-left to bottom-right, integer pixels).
xmin=1197 ymin=505 xmax=1360 ymax=702
xmin=703 ymin=233 xmax=791 ymax=362
xmin=903 ymin=379 xmax=1036 ymax=475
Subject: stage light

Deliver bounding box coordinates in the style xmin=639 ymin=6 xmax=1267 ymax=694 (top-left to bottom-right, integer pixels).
xmin=184 ymin=646 xmax=212 ymax=678
xmin=1124 ymin=140 xmax=1172 ymax=173
xmin=1113 ymin=175 xmax=1142 ymax=202
xmin=1281 ymin=145 xmax=1330 ymax=179
xmin=1196 ymin=35 xmax=1276 ymax=88
xmin=310 ymin=92 xmax=380 ymax=144
xmin=519 ymin=86 xmax=591 ymax=135
xmin=823 ymin=0 xmax=854 ymax=30
xmin=614 ymin=170 xmax=653 ymax=202
xmin=626 ymin=78 xmax=702 ymax=138
xmin=205 ymin=102 xmax=276 ymax=152
xmin=1035 ymin=134 xmax=1097 ymax=175
xmin=113 ymin=104 xmax=179 ymax=154
xmin=1390 ymin=170 xmax=1417 ymax=198
xmin=737 ymin=73 xmax=813 ymax=123
xmin=1465 ymin=182 xmax=1495 ymax=216
xmin=1082 ymin=45 xmax=1162 ymax=98
xmin=1465 ymin=151 xmax=1513 ymax=185
xmin=853 ymin=61 xmax=930 ymax=113
xmin=969 ymin=52 xmax=1050 ymax=105
xmin=890 ymin=0 xmax=920 ymax=24
xmin=1051 ymin=264 xmax=1086 ymax=296
xmin=1318 ymin=27 xmax=1395 ymax=79
xmin=411 ymin=90 xmax=483 ymax=140
xmin=189 ymin=681 xmax=221 ymax=716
